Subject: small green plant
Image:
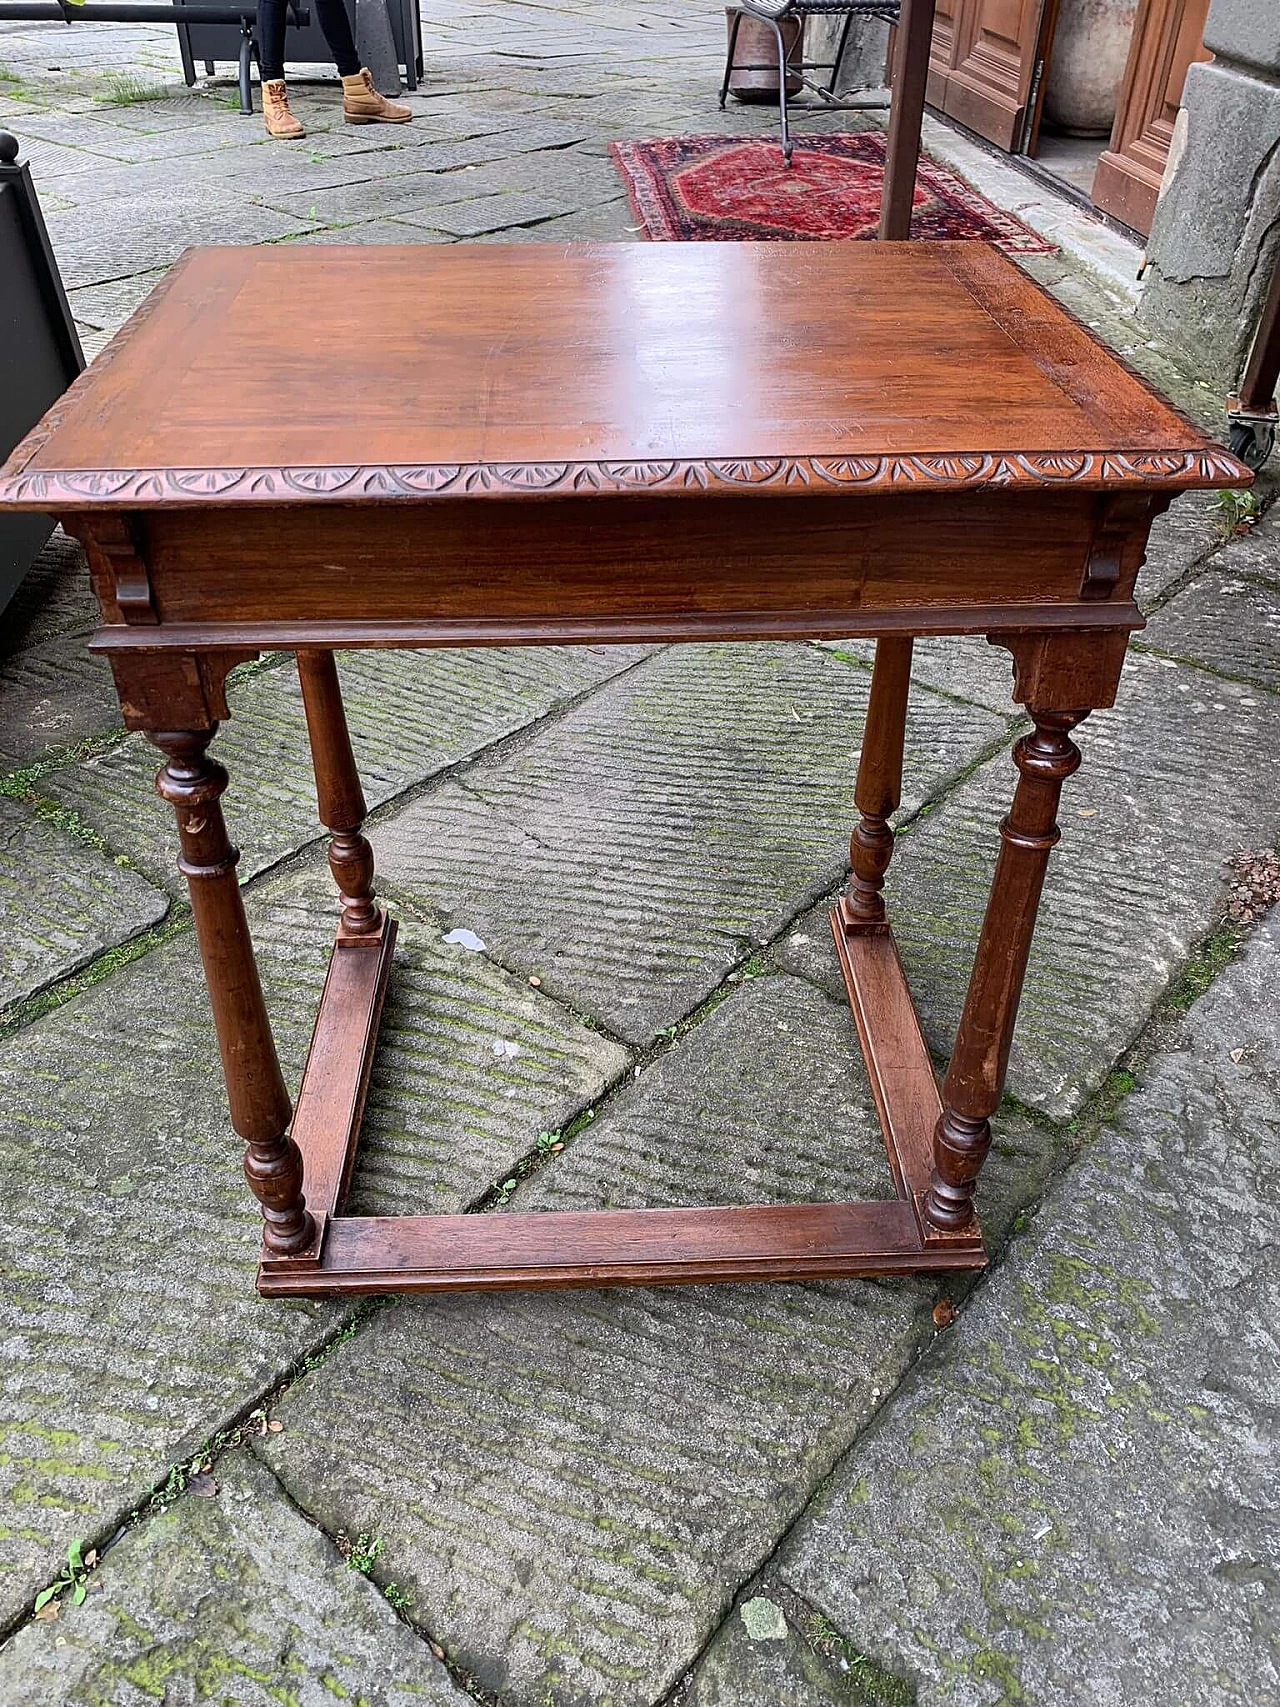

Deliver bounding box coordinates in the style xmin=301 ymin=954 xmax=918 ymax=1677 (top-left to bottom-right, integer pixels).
xmin=1214 ymin=487 xmax=1261 ymax=541
xmin=342 ymin=1532 xmax=383 ymax=1575
xmin=99 ymin=73 xmax=167 ymax=106
xmin=34 ymin=1540 xmax=94 ymax=1613
xmin=383 ymin=1582 xmax=413 ymax=1612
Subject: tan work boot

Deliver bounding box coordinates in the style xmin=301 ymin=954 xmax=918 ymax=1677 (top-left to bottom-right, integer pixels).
xmin=263 ymin=79 xmax=305 ymax=140
xmin=342 ymin=67 xmax=412 ymax=124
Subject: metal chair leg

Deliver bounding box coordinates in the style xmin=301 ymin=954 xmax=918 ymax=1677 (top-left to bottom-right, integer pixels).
xmin=827 ymin=9 xmax=854 ymax=98
xmin=767 ymin=16 xmax=792 ymax=165
xmin=237 ymin=20 xmax=254 ymax=114
xmin=720 ymin=9 xmax=743 ymax=110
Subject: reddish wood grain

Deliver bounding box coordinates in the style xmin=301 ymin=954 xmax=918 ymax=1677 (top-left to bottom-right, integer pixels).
xmin=256 ymin=1199 xmax=987 ymax=1295
xmin=0 ymin=243 xmax=1249 ymax=508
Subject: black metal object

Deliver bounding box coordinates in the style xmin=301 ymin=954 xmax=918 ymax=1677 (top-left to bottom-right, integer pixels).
xmin=173 ymin=0 xmax=422 ymax=95
xmin=720 ymin=0 xmax=899 ymax=165
xmin=0 ymin=131 xmax=84 ymax=621
xmin=1227 ymin=257 xmax=1280 ymax=471
xmin=0 ymin=3 xmax=309 ymax=113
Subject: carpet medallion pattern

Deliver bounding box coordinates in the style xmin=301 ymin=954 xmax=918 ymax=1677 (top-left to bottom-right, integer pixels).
xmin=611 ymin=132 xmax=1055 ymax=253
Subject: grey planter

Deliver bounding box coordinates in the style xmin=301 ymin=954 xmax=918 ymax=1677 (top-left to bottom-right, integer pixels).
xmin=0 ymin=131 xmax=84 ymax=622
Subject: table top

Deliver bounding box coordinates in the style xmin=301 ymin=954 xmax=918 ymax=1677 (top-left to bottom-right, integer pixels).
xmin=0 ymin=241 xmax=1247 ymax=509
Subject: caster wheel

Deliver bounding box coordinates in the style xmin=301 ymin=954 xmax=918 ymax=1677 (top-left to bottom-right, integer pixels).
xmin=1228 ymin=417 xmax=1276 ymax=470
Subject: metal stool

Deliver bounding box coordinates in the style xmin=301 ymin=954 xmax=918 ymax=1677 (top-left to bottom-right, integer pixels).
xmin=720 ymin=0 xmax=901 ymax=165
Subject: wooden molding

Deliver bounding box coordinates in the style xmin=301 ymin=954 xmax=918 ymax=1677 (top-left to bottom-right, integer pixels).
xmin=0 ymin=446 xmax=1248 ymax=509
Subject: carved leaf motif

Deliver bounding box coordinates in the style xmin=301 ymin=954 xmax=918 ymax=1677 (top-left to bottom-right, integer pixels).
xmin=1124 ymin=452 xmax=1193 ymax=480
xmin=494 ymin=463 xmax=572 ymax=489
xmin=1195 ymin=451 xmax=1244 ymax=483
xmin=812 ymin=457 xmax=885 ymax=484
xmin=709 ymin=460 xmax=786 ymax=485
xmin=396 ymin=465 xmax=463 ymax=493
xmin=600 ymin=462 xmax=679 ymax=488
xmin=1021 ymin=453 xmax=1089 ymax=480
xmin=987 ymin=458 xmax=1024 ymax=485
xmin=6 ymin=443 xmax=1249 ymax=508
xmin=171 ymin=469 xmax=251 ymax=496
xmin=912 ymin=454 xmax=992 ymax=483
xmin=285 ymin=467 xmax=359 ymax=494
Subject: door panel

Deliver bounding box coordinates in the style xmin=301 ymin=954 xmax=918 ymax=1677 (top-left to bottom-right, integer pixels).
xmin=927 ymin=0 xmax=1051 ymax=152
xmin=1091 ymin=0 xmax=1211 ymax=235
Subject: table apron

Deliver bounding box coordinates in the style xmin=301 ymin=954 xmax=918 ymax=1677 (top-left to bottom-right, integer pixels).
xmin=109 ymin=487 xmax=1141 ymax=631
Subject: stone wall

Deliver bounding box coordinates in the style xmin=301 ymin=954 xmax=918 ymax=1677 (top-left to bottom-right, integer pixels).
xmin=1139 ymin=0 xmax=1280 ymax=391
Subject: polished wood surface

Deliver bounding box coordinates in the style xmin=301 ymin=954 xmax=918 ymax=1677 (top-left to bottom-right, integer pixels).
xmin=0 ymin=239 xmax=1250 ymax=1297
xmin=0 ymin=242 xmax=1240 ymax=508
xmin=257 ymin=1199 xmax=985 ymax=1297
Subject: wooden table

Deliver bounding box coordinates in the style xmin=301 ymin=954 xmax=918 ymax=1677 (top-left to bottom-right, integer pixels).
xmin=0 ymin=241 xmax=1248 ymax=1298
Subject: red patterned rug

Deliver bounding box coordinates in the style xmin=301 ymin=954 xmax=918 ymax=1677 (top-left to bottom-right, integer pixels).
xmin=610 ymin=132 xmax=1055 ymax=253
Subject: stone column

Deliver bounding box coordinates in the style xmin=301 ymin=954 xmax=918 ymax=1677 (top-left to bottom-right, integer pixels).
xmin=1138 ymin=0 xmax=1280 ymax=391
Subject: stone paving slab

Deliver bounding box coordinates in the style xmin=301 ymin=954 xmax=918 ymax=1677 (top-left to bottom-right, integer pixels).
xmin=0 ymin=796 xmax=168 ymax=1010
xmin=0 ymin=638 xmax=121 ymax=767
xmin=254 ymin=968 xmax=1059 ymax=1707
xmin=288 ymin=217 xmax=448 ymax=244
xmin=0 ymin=1452 xmax=469 ymax=1707
xmin=1135 ymin=489 xmax=1234 ymax=608
xmin=816 ymin=638 xmax=1023 ymax=718
xmin=46 ymin=145 xmax=416 ymax=214
xmin=0 ymin=859 xmax=622 ymax=1623
xmin=255 ymin=979 xmax=936 ymax=1707
xmin=777 ymin=648 xmax=1280 ymax=1119
xmin=65 ymin=268 xmax=168 ymax=334
xmin=681 ymin=1582 xmax=905 ymax=1707
xmin=404 ymin=188 xmax=574 ymax=236
xmin=1141 ymin=569 xmax=1280 ymax=690
xmin=773 ymin=911 xmax=1280 ymax=1707
xmin=0 ymin=530 xmax=96 ymax=658
xmin=370 ymin=642 xmax=1007 ymax=1046
xmin=47 ymin=644 xmax=653 ymax=894
xmin=519 ymin=973 xmax=892 ymax=1211
xmin=1211 ymin=503 xmax=1280 ymax=581
xmin=40 ymin=190 xmax=315 ymax=289
xmin=498 ymin=195 xmax=632 ymax=241
xmin=516 ymin=970 xmax=1060 ymax=1253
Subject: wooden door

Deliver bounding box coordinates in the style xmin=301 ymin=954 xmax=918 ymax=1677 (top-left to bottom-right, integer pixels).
xmin=1091 ymin=0 xmax=1211 ymax=236
xmin=927 ymin=0 xmax=1055 ymax=152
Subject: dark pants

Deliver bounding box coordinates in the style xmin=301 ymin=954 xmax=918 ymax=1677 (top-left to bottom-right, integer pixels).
xmin=258 ymin=0 xmax=360 ymax=79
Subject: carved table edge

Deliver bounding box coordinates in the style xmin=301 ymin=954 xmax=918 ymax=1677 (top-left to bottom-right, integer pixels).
xmin=0 ymin=446 xmax=1252 ymax=507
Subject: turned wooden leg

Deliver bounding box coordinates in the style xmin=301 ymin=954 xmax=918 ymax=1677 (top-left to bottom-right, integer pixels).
xmin=840 ymin=637 xmax=913 ymax=930
xmin=924 ymin=707 xmax=1089 ymax=1231
xmin=151 ymin=727 xmax=315 ymax=1257
xmin=296 ymin=650 xmax=381 ymax=936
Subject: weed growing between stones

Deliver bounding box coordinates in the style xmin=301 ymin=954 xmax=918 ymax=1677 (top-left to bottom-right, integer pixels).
xmin=788 ymin=1590 xmax=917 ymax=1706
xmin=338 ymin=1532 xmax=384 ymax=1575
xmin=1213 ymin=488 xmax=1261 ymax=542
xmin=98 ymin=74 xmax=168 ymax=106
xmin=32 ymin=1540 xmax=95 ymax=1619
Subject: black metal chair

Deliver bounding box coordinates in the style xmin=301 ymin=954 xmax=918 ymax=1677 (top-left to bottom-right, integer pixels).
xmin=720 ymin=0 xmax=901 ymax=166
